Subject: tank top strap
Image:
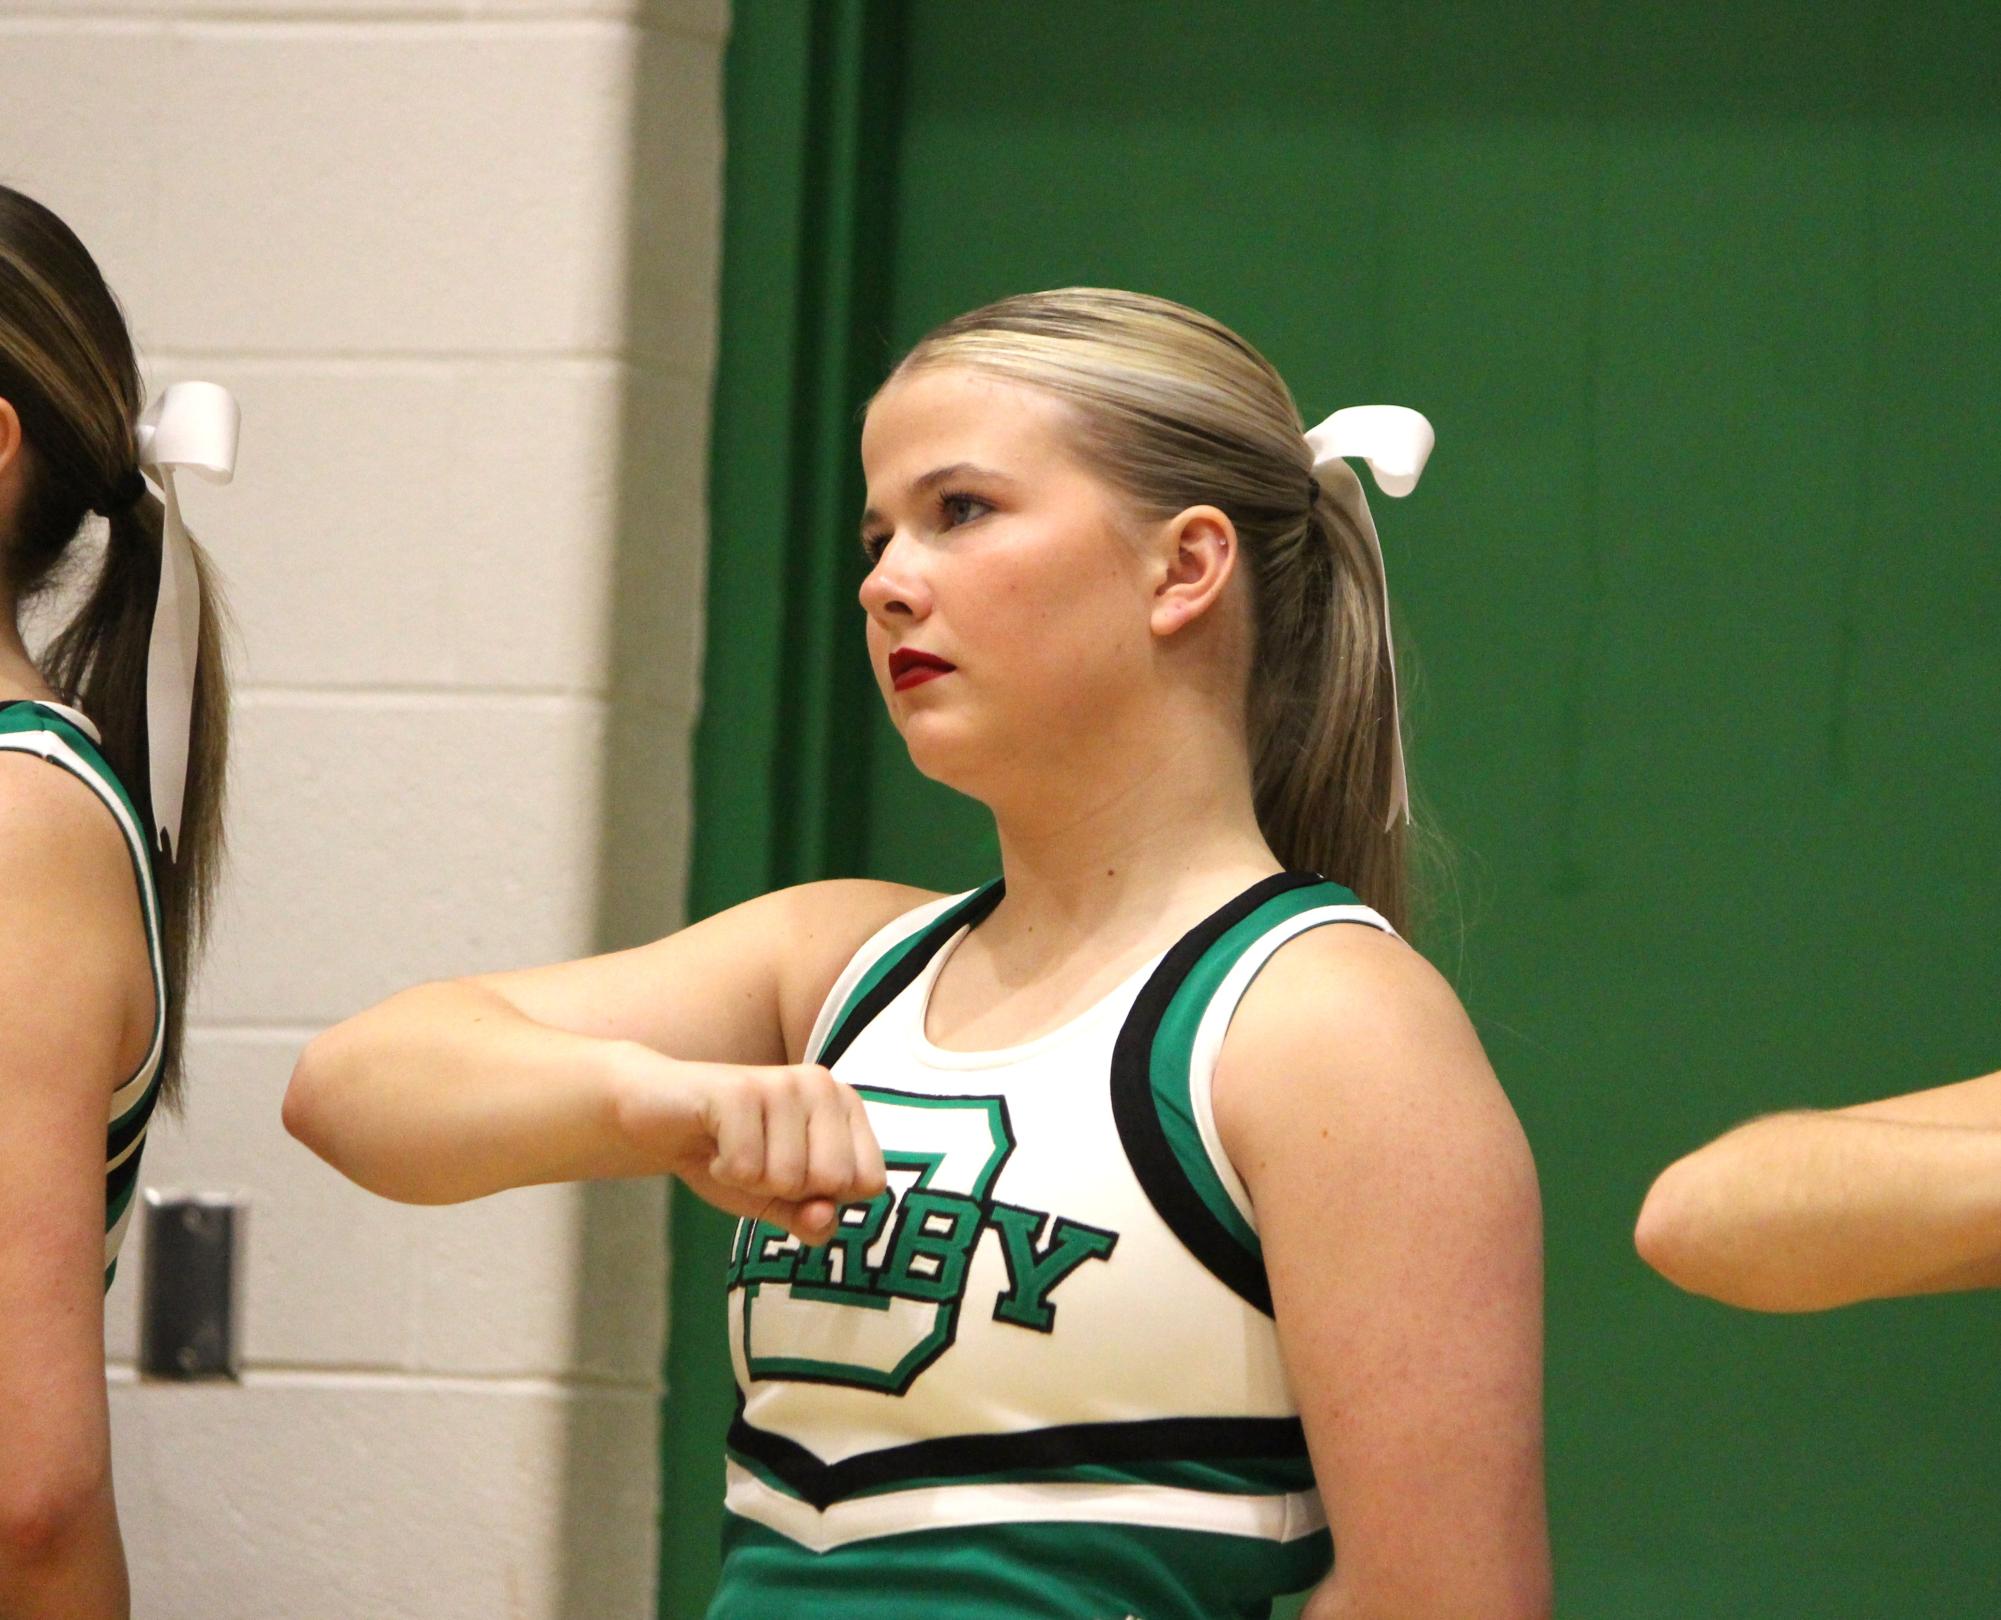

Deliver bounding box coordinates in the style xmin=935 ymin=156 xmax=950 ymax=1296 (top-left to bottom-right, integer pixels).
xmin=809 ymin=882 xmax=1005 ymax=1067
xmin=1109 ymin=871 xmax=1395 ymax=1316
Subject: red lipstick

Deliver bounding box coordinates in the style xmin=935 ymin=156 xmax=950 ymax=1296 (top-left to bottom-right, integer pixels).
xmin=889 ymin=648 xmax=956 ymax=692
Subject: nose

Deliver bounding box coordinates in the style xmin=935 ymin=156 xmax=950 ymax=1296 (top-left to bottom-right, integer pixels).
xmin=858 ymin=534 xmax=930 ymax=625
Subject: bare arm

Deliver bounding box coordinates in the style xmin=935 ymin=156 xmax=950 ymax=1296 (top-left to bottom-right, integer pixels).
xmin=1634 ymin=1068 xmax=2001 ymax=1311
xmin=0 ymin=759 xmax=145 ymax=1619
xmin=1216 ymin=926 xmax=1550 ymax=1620
xmin=283 ymin=880 xmax=932 ymax=1237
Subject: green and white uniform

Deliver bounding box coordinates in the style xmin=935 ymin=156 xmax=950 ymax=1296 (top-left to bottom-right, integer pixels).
xmin=0 ymin=699 xmax=168 ymax=1290
xmin=715 ymin=872 xmax=1394 ymax=1620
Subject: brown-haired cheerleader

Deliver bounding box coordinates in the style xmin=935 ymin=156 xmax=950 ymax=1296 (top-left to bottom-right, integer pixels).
xmin=0 ymin=184 xmax=235 ymax=1618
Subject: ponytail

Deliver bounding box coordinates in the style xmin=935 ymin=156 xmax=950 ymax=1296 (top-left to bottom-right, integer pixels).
xmin=42 ymin=492 xmax=231 ymax=1110
xmin=1247 ymin=483 xmax=1406 ymax=934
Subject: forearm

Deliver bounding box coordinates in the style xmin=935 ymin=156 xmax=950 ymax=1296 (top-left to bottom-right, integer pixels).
xmin=0 ymin=1478 xmax=128 ymax=1620
xmin=285 ymin=980 xmax=660 ymax=1204
xmin=1637 ymin=1111 xmax=2001 ymax=1310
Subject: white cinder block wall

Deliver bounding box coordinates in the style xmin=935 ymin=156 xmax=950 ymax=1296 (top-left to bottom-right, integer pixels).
xmin=1 ymin=1 xmax=727 ymax=1616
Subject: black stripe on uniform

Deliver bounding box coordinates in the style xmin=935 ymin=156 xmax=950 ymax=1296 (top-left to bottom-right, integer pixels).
xmin=107 ymin=1085 xmax=159 ymax=1160
xmin=727 ymin=1400 xmax=1310 ymax=1511
xmin=1108 ymin=870 xmax=1327 ymax=1319
xmin=105 ymin=1147 xmax=144 ymax=1219
xmin=816 ymin=881 xmax=1005 ymax=1068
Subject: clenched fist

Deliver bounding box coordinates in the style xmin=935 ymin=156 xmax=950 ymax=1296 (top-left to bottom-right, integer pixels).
xmin=610 ymin=1048 xmax=887 ymax=1243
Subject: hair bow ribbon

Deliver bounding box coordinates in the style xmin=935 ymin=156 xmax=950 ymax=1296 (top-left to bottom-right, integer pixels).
xmin=135 ymin=381 xmax=238 ymax=862
xmin=1302 ymin=404 xmax=1434 ymax=830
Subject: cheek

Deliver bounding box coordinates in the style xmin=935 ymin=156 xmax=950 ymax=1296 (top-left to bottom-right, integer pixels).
xmin=983 ymin=552 xmax=1148 ymax=692
xmin=861 ymin=617 xmax=894 ymax=697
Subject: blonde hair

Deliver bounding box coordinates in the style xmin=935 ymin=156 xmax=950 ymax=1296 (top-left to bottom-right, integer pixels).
xmin=890 ymin=287 xmax=1409 ymax=934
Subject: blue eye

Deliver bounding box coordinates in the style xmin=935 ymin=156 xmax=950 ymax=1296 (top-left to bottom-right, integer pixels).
xmin=940 ymin=492 xmax=990 ymax=528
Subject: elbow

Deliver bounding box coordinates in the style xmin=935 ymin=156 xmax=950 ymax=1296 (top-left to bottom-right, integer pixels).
xmin=1633 ymin=1159 xmax=1704 ymax=1287
xmin=283 ymin=1018 xmax=473 ymax=1207
xmin=0 ymin=1454 xmax=112 ymax=1572
xmin=282 ymin=1027 xmax=342 ymax=1163
xmin=282 ymin=1027 xmax=419 ymax=1203
xmin=1635 ymin=1156 xmax=1826 ymax=1313
xmin=1633 ymin=1156 xmax=1747 ymax=1303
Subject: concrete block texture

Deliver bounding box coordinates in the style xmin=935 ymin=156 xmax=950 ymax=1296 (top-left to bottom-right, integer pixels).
xmin=24 ymin=18 xmax=639 ymax=356
xmin=158 ymin=22 xmax=643 ymax=355
xmin=193 ymin=691 xmax=620 ymax=1024
xmin=109 ymin=1374 xmax=661 ymax=1620
xmin=148 ymin=356 xmax=711 ymax=698
xmin=0 ymin=23 xmax=167 ymax=313
xmin=0 ymin=20 xmax=671 ymax=357
xmin=37 ymin=3 xmax=724 ymax=28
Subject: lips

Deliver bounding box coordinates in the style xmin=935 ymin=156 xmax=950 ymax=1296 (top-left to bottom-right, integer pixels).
xmin=888 ymin=647 xmax=956 ymax=692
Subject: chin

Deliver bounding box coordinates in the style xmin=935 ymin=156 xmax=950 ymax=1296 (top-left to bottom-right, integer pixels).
xmin=893 ymin=715 xmax=1004 ymax=799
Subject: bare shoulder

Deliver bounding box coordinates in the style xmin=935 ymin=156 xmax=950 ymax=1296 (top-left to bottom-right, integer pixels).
xmin=1221 ymin=922 xmax=1490 ymax=1097
xmin=768 ymin=878 xmax=947 ymax=1058
xmin=1214 ymin=922 xmax=1525 ymax=1178
xmin=0 ymin=751 xmax=144 ymax=1076
xmin=0 ymin=749 xmax=141 ymax=930
xmin=768 ymin=878 xmax=948 ymax=958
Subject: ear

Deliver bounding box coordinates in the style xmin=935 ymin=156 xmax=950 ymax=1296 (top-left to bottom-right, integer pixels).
xmin=1148 ymin=503 xmax=1238 ymax=639
xmin=0 ymin=400 xmax=23 ymax=533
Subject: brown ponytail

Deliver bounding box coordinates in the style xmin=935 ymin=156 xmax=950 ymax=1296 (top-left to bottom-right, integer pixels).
xmin=889 ymin=287 xmax=1412 ymax=935
xmin=1 ymin=183 xmax=231 ymax=1109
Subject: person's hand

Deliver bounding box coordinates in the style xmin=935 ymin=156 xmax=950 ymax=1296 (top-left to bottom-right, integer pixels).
xmin=610 ymin=1047 xmax=887 ymax=1243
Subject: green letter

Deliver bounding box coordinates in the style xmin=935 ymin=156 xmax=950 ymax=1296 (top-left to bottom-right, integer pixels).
xmin=988 ymin=1202 xmax=1118 ymax=1332
xmin=739 ymin=1219 xmax=801 ymax=1286
xmin=878 ymin=1190 xmax=983 ymax=1303
xmin=791 ymin=1189 xmax=893 ymax=1304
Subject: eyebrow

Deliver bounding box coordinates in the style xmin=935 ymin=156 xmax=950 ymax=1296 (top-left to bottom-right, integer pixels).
xmin=860 ymin=462 xmax=1013 ymax=532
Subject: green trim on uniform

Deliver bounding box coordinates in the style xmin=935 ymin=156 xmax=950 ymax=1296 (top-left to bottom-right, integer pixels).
xmin=711 ymin=1511 xmax=1330 ymax=1620
xmin=0 ymin=703 xmax=147 ymax=827
xmin=812 ymin=887 xmax=994 ymax=1065
xmin=1144 ymin=882 xmax=1363 ymax=1265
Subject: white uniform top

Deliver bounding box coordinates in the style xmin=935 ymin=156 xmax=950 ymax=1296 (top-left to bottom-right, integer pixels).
xmin=714 ymin=872 xmax=1394 ymax=1620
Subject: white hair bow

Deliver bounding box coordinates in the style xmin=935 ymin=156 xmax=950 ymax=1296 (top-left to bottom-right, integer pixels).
xmin=134 ymin=381 xmax=239 ymax=862
xmin=1303 ymin=405 xmax=1434 ymax=830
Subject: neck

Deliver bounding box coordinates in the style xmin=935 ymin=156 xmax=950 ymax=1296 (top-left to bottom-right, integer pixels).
xmin=0 ymin=594 xmax=59 ymax=703
xmin=977 ymin=701 xmax=1280 ymax=968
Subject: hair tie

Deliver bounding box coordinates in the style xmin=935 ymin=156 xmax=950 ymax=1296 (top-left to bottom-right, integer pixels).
xmin=102 ymin=467 xmax=147 ymax=515
xmin=1301 ymin=405 xmax=1436 ymax=830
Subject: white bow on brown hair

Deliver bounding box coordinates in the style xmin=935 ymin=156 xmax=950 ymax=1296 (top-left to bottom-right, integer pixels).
xmin=134 ymin=381 xmax=238 ymax=862
xmin=1302 ymin=405 xmax=1434 ymax=831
